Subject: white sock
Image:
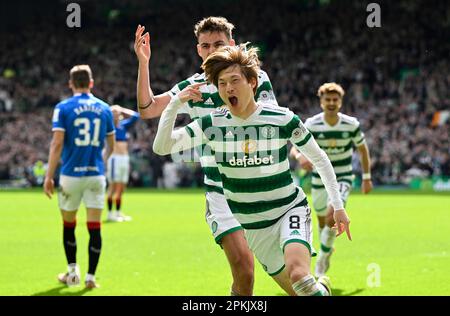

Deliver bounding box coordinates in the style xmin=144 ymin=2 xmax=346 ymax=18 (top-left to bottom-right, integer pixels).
xmin=68 ymin=263 xmax=79 ymax=274
xmin=320 ymin=226 xmax=336 ymax=253
xmin=85 ymin=273 xmax=95 ymax=282
xmin=292 ymin=275 xmax=325 ymax=296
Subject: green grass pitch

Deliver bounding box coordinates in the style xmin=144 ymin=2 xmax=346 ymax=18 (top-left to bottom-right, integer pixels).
xmin=0 ymin=189 xmax=449 ymax=296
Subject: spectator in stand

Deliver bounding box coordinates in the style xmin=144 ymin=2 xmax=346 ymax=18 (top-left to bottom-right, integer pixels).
xmin=0 ymin=0 xmax=448 ymax=186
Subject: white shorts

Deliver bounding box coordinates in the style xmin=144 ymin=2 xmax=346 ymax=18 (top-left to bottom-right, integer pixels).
xmin=205 ymin=191 xmax=242 ymax=244
xmin=244 ymin=205 xmax=316 ymax=276
xmin=58 ymin=175 xmax=106 ymax=211
xmin=312 ymin=181 xmax=352 ymax=216
xmin=107 ymin=154 xmax=130 ymax=183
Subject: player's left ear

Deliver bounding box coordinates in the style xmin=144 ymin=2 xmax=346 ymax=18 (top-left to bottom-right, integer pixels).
xmin=68 ymin=80 xmax=73 ymax=89
xmin=229 ymin=38 xmax=236 ymax=46
xmin=249 ymin=77 xmax=257 ymax=90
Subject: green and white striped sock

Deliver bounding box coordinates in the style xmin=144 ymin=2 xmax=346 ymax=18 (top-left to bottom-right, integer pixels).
xmin=292 ymin=275 xmax=328 ymax=296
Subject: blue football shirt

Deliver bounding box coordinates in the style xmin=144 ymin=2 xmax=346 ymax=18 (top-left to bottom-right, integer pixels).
xmin=52 ymin=93 xmax=115 ymax=177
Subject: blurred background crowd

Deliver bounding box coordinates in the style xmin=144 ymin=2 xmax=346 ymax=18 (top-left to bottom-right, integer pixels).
xmin=0 ymin=0 xmax=449 ymax=188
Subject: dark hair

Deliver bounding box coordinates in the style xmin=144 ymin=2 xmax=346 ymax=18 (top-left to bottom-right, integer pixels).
xmin=202 ymin=44 xmax=259 ymax=94
xmin=69 ymin=65 xmax=93 ymax=89
xmin=194 ymin=16 xmax=235 ymax=40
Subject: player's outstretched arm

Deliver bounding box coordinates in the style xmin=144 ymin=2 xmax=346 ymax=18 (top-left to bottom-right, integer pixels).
xmin=291 ymin=120 xmax=351 ymax=240
xmin=153 ymin=83 xmax=205 ymax=155
xmin=112 ymin=105 xmax=140 ymax=118
xmin=299 ymin=138 xmax=352 ymax=240
xmin=134 ymin=25 xmax=172 ymax=119
xmin=44 ymin=131 xmax=64 ymax=199
xmin=357 ymin=143 xmax=373 ymax=194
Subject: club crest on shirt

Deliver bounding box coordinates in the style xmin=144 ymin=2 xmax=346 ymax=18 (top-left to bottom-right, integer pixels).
xmin=291 ymin=122 xmax=308 ymax=140
xmin=328 ymin=139 xmax=337 ymax=147
xmin=261 ymin=126 xmax=276 ymax=139
xmin=211 ymin=221 xmax=218 ymax=233
xmin=291 ymin=128 xmax=302 ymax=139
xmin=259 ymin=91 xmax=270 ymax=101
xmin=242 ymin=139 xmax=257 ymax=154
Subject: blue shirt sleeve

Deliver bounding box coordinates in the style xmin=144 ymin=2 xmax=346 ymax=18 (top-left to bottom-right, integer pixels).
xmin=119 ymin=112 xmax=140 ymax=131
xmin=52 ymin=103 xmax=66 ymax=131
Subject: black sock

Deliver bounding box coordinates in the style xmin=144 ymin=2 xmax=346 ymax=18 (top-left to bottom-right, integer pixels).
xmin=87 ymin=222 xmax=102 ymax=275
xmin=107 ymin=197 xmax=113 ymax=211
xmin=63 ymin=221 xmax=77 ymax=264
xmin=116 ymin=198 xmax=121 ymax=211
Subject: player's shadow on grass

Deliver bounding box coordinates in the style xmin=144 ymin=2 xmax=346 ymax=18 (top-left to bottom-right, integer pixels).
xmin=31 ymin=285 xmax=91 ymax=296
xmin=332 ymin=288 xmax=365 ymax=296
xmin=102 ymin=219 xmax=130 ymax=225
xmin=274 ymin=288 xmax=365 ymax=296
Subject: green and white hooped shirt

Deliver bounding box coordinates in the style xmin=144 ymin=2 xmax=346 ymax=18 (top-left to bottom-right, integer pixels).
xmin=153 ymin=99 xmax=344 ymax=229
xmin=304 ymin=113 xmax=366 ymax=189
xmin=167 ymin=70 xmax=277 ymax=194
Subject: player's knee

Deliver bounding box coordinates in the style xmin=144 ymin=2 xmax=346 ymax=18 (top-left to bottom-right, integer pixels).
xmin=231 ymin=252 xmax=254 ymax=273
xmin=228 ymin=252 xmax=254 ymax=284
xmin=287 ymin=265 xmax=309 ymax=283
xmin=285 ymin=258 xmax=309 ymax=283
xmin=61 ymin=212 xmax=77 ymax=223
xmin=116 ymin=188 xmax=124 ymax=197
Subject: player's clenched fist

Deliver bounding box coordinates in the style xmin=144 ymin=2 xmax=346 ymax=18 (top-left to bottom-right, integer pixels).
xmin=134 ymin=25 xmax=151 ymax=63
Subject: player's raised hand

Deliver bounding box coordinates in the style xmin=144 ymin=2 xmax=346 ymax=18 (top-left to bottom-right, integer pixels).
xmin=43 ymin=177 xmax=54 ymax=199
xmin=333 ymin=209 xmax=352 ymax=240
xmin=178 ymin=82 xmax=207 ymax=104
xmin=361 ymin=179 xmax=373 ymax=194
xmin=134 ymin=25 xmax=151 ymax=63
xmin=110 ymin=104 xmax=121 ymax=115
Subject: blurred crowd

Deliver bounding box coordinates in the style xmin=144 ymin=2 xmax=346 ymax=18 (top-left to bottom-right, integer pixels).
xmin=0 ymin=0 xmax=449 ymax=187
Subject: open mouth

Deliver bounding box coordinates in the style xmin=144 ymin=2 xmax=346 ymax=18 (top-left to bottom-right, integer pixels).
xmin=327 ymin=106 xmax=337 ymax=111
xmin=228 ymin=96 xmax=238 ymax=106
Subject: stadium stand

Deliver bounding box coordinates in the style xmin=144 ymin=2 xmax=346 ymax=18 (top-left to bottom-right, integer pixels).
xmin=0 ymin=0 xmax=448 ymax=187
